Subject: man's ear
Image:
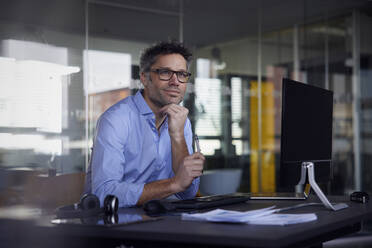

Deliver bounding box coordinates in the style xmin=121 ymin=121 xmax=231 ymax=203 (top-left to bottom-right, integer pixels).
xmin=140 ymin=72 xmax=148 ymax=87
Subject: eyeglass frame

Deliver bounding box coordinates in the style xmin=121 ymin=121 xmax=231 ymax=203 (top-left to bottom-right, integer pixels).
xmin=150 ymin=68 xmax=192 ymax=83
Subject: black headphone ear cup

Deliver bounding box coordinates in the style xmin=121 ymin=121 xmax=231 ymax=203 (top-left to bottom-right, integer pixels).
xmin=103 ymin=195 xmax=119 ymax=214
xmin=55 ymin=194 xmax=117 ymax=219
xmin=80 ymin=194 xmax=100 ymax=210
xmin=103 ymin=213 xmax=119 ymax=225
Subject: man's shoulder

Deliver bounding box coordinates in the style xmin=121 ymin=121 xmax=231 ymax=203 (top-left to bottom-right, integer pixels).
xmin=101 ymin=95 xmax=138 ymax=121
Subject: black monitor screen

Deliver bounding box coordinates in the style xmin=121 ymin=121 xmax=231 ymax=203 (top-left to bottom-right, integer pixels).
xmin=280 ymin=78 xmax=333 ymax=187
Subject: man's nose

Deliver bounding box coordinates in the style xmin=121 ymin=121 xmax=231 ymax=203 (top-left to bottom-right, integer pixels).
xmin=168 ymin=72 xmax=181 ymax=85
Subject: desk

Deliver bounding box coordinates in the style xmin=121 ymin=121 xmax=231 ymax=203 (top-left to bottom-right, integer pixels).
xmin=1 ymin=196 xmax=372 ymax=248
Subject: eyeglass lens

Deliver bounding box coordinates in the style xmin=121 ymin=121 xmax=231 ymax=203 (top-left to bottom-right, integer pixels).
xmin=155 ymin=69 xmax=190 ymax=83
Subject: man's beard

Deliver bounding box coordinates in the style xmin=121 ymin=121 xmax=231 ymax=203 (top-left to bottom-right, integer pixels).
xmin=150 ymin=92 xmax=183 ymax=107
xmin=147 ymin=78 xmax=183 ymax=107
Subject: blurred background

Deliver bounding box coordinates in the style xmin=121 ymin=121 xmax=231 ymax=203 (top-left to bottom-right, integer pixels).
xmin=0 ymin=0 xmax=372 ymax=207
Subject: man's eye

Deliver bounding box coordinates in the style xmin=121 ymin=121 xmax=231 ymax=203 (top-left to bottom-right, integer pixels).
xmin=159 ymin=69 xmax=171 ymax=75
xmin=178 ymin=72 xmax=188 ymax=77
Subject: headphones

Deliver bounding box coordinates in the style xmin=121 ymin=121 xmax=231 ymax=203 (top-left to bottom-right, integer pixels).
xmin=55 ymin=194 xmax=118 ymax=219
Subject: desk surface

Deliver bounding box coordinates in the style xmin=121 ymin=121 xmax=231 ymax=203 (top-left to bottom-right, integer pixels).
xmin=2 ymin=196 xmax=372 ymax=248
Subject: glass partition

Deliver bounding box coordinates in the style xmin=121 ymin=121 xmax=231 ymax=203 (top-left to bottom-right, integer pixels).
xmin=0 ymin=1 xmax=371 ymax=207
xmin=0 ymin=3 xmax=86 ymax=175
xmin=85 ymin=1 xmax=181 ymax=166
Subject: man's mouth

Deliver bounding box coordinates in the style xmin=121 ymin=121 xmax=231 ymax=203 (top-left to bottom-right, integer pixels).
xmin=164 ymin=89 xmax=180 ymax=95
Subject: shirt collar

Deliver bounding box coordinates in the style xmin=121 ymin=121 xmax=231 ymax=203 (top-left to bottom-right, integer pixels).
xmin=134 ymin=90 xmax=154 ymax=115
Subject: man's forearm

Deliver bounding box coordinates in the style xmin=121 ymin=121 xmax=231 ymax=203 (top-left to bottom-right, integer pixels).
xmin=136 ymin=152 xmax=205 ymax=206
xmin=170 ymin=135 xmax=189 ymax=173
xmin=136 ymin=178 xmax=180 ymax=206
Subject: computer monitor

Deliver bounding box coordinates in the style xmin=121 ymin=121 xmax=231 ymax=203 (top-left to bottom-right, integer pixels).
xmin=280 ymin=78 xmax=333 ymax=187
xmin=279 ymin=78 xmax=347 ymax=211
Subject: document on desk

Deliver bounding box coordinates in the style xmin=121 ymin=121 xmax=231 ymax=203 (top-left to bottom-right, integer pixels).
xmin=181 ymin=206 xmax=317 ymax=225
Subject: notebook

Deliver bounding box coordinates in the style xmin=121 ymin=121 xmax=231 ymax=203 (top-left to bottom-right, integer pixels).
xmin=249 ymin=192 xmax=308 ymax=200
xmin=169 ymin=193 xmax=250 ymax=210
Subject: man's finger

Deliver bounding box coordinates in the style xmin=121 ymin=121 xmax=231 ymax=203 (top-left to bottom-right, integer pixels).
xmin=183 ymin=155 xmax=205 ymax=163
xmin=160 ymin=107 xmax=179 ymax=118
xmin=190 ymin=152 xmax=205 ymax=160
xmin=161 ymin=104 xmax=188 ymax=115
xmin=159 ymin=104 xmax=177 ymax=113
xmin=167 ymin=107 xmax=179 ymax=115
xmin=191 ymin=164 xmax=203 ymax=171
xmin=184 ymin=161 xmax=204 ymax=170
xmin=191 ymin=170 xmax=203 ymax=177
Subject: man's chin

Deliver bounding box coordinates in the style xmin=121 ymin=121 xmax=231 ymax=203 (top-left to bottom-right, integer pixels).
xmin=163 ymin=96 xmax=183 ymax=105
xmin=171 ymin=98 xmax=183 ymax=105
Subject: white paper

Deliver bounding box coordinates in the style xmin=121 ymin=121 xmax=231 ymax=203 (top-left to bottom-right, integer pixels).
xmin=246 ymin=213 xmax=317 ymax=226
xmin=182 ymin=206 xmax=317 ymax=225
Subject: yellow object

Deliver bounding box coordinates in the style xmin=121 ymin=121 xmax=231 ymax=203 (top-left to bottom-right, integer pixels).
xmin=250 ymin=81 xmax=276 ymax=192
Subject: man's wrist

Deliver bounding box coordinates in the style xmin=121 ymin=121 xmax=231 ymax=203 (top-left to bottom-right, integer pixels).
xmin=169 ymin=131 xmax=185 ymax=142
xmin=169 ymin=177 xmax=183 ymax=193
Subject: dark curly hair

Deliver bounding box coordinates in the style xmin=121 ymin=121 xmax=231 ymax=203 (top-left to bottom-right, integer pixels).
xmin=139 ymin=40 xmax=192 ymax=74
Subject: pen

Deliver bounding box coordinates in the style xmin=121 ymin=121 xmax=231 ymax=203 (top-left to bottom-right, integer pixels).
xmin=195 ymin=134 xmax=201 ymax=153
xmin=194 ymin=134 xmax=203 ymax=175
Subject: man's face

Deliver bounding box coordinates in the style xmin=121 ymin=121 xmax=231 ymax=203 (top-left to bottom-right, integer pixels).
xmin=141 ymin=53 xmax=188 ymax=108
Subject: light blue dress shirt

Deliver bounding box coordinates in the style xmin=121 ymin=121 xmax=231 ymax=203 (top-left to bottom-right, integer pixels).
xmin=84 ymin=91 xmax=199 ymax=207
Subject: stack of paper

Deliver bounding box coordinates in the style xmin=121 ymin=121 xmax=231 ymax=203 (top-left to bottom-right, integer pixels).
xmin=181 ymin=206 xmax=317 ymax=225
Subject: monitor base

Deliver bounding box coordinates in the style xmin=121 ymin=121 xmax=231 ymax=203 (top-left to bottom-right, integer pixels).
xmin=297 ymin=162 xmax=348 ymax=211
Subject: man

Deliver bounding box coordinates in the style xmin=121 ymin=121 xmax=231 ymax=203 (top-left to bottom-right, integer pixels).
xmin=84 ymin=41 xmax=205 ymax=207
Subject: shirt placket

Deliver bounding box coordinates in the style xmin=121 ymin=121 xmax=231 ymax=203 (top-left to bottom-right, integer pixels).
xmin=157 ymin=121 xmax=169 ymax=171
xmin=146 ymin=115 xmax=163 ymax=180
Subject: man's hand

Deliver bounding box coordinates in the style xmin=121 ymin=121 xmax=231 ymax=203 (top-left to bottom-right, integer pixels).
xmin=172 ymin=152 xmax=205 ymax=192
xmin=159 ymin=104 xmax=188 ymax=139
xmin=137 ymin=152 xmax=205 ymax=206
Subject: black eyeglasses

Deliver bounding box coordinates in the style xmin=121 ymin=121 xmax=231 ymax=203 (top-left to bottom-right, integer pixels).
xmin=150 ymin=68 xmax=191 ymax=83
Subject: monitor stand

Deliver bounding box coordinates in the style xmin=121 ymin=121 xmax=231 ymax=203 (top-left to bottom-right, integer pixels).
xmin=297 ymin=162 xmax=348 ymax=211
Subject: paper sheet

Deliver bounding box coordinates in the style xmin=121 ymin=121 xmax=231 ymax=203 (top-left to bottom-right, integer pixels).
xmin=181 ymin=206 xmax=317 ymax=225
